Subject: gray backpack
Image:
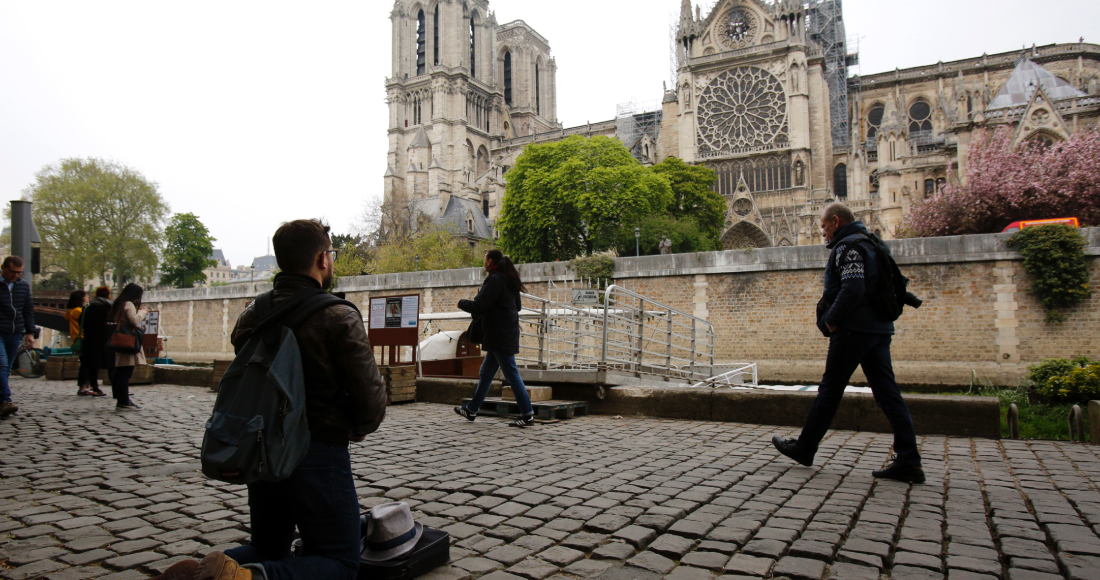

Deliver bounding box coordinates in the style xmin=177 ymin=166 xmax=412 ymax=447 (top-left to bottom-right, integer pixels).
xmin=200 ymin=289 xmax=357 ymax=485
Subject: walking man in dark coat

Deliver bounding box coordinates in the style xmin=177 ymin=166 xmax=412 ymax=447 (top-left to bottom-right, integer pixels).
xmin=772 ymin=202 xmax=925 ymax=484
xmin=0 ymin=256 xmax=36 ymax=417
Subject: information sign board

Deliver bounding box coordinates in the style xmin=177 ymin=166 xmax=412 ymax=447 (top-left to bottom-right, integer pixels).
xmin=572 ymin=289 xmax=600 ymax=304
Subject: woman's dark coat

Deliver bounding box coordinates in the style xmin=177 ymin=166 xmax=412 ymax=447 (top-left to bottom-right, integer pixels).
xmin=458 ymin=272 xmax=522 ymax=354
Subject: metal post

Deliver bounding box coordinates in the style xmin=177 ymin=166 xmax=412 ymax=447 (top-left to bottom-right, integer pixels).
xmin=538 ymin=301 xmax=547 ymax=369
xmin=634 ymin=227 xmax=641 ymax=257
xmin=690 ymin=319 xmax=697 ymax=377
xmin=665 ymin=309 xmax=673 ymax=376
xmin=1008 ymin=404 xmax=1020 ymax=439
xmin=10 ymin=201 xmax=40 ymax=287
xmin=636 ymin=298 xmax=645 ymax=372
xmin=600 ymin=286 xmax=614 ymax=369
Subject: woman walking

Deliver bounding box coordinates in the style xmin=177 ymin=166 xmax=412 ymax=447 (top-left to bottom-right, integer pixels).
xmin=80 ymin=287 xmax=112 ymax=397
xmin=108 ymin=283 xmax=148 ymax=410
xmin=454 ymin=250 xmax=536 ymax=427
xmin=65 ymin=290 xmax=95 ymax=396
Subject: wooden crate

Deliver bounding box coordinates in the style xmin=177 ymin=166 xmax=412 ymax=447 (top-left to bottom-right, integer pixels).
xmin=46 ymin=356 xmax=79 ymax=381
xmin=380 ymin=365 xmax=417 ymax=404
xmin=97 ymin=364 xmax=154 ymax=385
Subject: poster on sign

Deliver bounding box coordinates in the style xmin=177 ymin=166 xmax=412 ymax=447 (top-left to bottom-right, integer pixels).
xmin=367 ymin=294 xmax=421 ymax=366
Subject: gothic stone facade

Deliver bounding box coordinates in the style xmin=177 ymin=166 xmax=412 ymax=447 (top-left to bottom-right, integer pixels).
xmin=385 ymin=0 xmax=1100 ymax=247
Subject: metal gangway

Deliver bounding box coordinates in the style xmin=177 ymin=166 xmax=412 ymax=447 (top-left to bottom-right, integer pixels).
xmin=420 ymin=279 xmax=758 ymax=389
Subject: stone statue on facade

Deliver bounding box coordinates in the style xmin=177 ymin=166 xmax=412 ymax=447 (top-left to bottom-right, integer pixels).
xmin=658 ymin=236 xmax=673 ymax=255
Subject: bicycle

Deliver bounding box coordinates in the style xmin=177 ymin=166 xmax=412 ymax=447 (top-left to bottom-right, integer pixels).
xmin=13 ymin=333 xmax=46 ymax=379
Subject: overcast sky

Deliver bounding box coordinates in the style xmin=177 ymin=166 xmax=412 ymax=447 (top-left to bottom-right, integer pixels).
xmin=2 ymin=0 xmax=1098 ymax=267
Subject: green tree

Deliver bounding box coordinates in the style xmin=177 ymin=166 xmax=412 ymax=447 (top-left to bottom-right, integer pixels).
xmin=651 ymin=157 xmax=725 ymax=242
xmin=22 ymin=158 xmax=170 ymax=290
xmin=368 ymin=224 xmax=493 ymax=275
xmin=160 ymin=213 xmax=217 ymax=288
xmin=497 ymin=135 xmax=673 ymax=262
xmin=609 ymin=214 xmax=721 ymax=257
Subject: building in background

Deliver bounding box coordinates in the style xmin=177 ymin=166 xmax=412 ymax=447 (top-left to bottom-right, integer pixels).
xmin=385 ymin=1 xmax=1100 ymax=248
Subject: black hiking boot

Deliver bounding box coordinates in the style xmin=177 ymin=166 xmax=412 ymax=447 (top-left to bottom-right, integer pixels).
xmin=772 ymin=435 xmax=815 ymax=466
xmin=873 ymin=461 xmax=925 ymax=484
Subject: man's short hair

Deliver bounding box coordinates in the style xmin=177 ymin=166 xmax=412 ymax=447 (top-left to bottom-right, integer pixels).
xmin=95 ymin=286 xmax=111 ymax=298
xmin=822 ymin=202 xmax=856 ymax=225
xmin=2 ymin=256 xmax=23 ymax=269
xmin=273 ymin=219 xmax=331 ymax=274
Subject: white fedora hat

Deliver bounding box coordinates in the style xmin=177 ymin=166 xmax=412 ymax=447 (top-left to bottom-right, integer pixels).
xmin=361 ymin=502 xmax=424 ymax=562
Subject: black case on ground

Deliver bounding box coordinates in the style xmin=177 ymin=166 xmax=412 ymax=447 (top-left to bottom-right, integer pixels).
xmin=358 ymin=527 xmax=450 ymax=580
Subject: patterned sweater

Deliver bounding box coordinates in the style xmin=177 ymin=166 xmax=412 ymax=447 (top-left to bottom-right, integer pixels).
xmin=818 ymin=221 xmax=894 ymax=336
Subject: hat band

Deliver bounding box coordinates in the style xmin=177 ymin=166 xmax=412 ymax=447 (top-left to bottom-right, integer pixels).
xmin=367 ymin=527 xmax=417 ymax=551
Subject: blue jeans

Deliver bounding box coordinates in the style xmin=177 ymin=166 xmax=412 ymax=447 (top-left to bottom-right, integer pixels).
xmin=799 ymin=332 xmax=921 ymax=467
xmin=465 ymin=351 xmax=534 ymax=417
xmin=225 ymin=442 xmax=360 ymax=580
xmin=0 ymin=333 xmax=22 ymax=403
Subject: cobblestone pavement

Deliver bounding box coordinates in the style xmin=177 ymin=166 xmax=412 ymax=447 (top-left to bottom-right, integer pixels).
xmin=2 ymin=379 xmax=1100 ymax=580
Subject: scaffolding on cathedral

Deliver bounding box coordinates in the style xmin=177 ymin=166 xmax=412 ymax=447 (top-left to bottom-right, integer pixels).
xmin=616 ymin=99 xmax=663 ymax=162
xmin=807 ymin=0 xmax=856 ymax=149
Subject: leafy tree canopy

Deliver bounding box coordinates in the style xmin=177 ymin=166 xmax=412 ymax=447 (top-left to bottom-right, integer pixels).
xmin=367 ymin=224 xmax=492 ymax=275
xmin=609 ymin=214 xmax=722 ymax=257
xmin=22 ymin=158 xmax=170 ymax=290
xmin=497 ymin=135 xmax=673 ymax=262
xmin=160 ymin=213 xmax=217 ymax=288
xmin=651 ymin=157 xmax=725 ymax=241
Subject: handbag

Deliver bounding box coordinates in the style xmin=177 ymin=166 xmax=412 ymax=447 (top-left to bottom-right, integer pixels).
xmin=466 ymin=318 xmax=483 ymax=346
xmin=106 ymin=308 xmax=145 ymax=355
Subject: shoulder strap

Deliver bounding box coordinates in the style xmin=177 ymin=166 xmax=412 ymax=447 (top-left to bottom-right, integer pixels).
xmin=251 ymin=289 xmax=324 ymax=336
xmin=281 ymin=294 xmax=359 ymax=330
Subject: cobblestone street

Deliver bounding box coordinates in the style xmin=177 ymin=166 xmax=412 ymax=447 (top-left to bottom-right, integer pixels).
xmin=2 ymin=379 xmax=1100 ymax=580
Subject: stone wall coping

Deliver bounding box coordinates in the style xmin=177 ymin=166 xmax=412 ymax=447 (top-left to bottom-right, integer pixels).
xmin=145 ymin=228 xmax=1099 ymax=303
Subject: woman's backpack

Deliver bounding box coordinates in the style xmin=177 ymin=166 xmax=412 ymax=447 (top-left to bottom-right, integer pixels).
xmin=200 ymin=289 xmax=358 ymax=485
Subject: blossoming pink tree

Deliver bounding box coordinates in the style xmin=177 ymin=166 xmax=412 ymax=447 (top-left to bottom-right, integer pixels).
xmin=904 ymin=128 xmax=1100 ymax=237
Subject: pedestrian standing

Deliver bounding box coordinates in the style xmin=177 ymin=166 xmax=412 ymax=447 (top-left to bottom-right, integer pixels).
xmin=0 ymin=256 xmax=36 ymax=417
xmin=153 ymin=218 xmax=387 ymax=580
xmin=454 ymin=249 xmax=536 ymax=427
xmin=108 ymin=283 xmax=148 ymax=410
xmin=772 ymin=202 xmax=925 ymax=483
xmin=65 ymin=290 xmax=93 ymax=395
xmin=80 ymin=287 xmax=112 ymax=397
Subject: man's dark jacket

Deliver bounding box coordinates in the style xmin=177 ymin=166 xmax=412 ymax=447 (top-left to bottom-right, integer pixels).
xmin=81 ymin=297 xmax=114 ymax=364
xmin=817 ymin=220 xmax=894 ymax=336
xmin=0 ymin=278 xmax=35 ymax=336
xmin=231 ymin=273 xmax=387 ymax=446
xmin=458 ymin=272 xmax=522 ymax=354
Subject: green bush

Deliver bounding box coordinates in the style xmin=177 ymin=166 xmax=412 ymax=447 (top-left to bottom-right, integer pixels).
xmin=1044 ymin=364 xmax=1100 ymax=404
xmin=1029 ymin=356 xmax=1100 ymax=404
xmin=1006 ymin=225 xmax=1092 ymax=323
xmin=571 ymin=255 xmax=615 ymax=287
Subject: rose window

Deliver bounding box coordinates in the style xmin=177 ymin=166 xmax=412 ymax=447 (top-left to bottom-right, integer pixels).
xmin=720 ymin=8 xmax=757 ymax=49
xmin=697 ymin=67 xmax=788 ymax=156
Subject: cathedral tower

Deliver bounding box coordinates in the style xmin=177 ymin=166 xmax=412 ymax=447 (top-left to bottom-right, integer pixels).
xmin=384 ymin=0 xmax=559 ymax=233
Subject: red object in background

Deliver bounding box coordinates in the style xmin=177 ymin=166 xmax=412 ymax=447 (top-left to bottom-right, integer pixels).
xmin=1002 ymin=217 xmax=1079 ymax=233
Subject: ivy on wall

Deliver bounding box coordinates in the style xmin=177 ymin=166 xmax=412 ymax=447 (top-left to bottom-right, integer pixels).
xmin=1007 ymin=225 xmax=1092 ymax=323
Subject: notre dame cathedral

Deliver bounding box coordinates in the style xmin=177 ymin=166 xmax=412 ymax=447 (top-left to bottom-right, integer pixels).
xmin=384 ymin=0 xmax=1100 ymax=249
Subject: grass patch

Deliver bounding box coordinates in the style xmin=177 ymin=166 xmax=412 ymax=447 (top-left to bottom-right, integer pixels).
xmin=977 ymin=385 xmax=1090 ymax=441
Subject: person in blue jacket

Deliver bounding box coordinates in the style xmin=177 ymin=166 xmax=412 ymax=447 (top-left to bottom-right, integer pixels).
xmin=454 ymin=249 xmax=536 ymax=427
xmin=0 ymin=256 xmax=36 ymax=417
xmin=772 ymin=202 xmax=924 ymax=484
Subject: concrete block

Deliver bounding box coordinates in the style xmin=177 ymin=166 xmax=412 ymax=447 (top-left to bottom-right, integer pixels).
xmin=503 ymin=386 xmax=552 ymax=402
xmin=1090 ymin=401 xmax=1099 ymax=445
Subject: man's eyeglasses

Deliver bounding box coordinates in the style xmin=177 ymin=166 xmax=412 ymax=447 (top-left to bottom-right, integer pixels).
xmin=323 ymin=250 xmax=339 ymax=262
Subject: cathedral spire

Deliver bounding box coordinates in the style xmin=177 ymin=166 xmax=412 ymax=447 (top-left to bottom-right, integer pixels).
xmin=678 ymin=0 xmax=696 ymax=40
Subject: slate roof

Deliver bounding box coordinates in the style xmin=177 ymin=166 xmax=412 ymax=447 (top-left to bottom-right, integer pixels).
xmin=440 ymin=196 xmax=493 ymax=240
xmin=251 ymin=255 xmax=278 ymax=272
xmin=986 ymin=57 xmax=1086 ymax=111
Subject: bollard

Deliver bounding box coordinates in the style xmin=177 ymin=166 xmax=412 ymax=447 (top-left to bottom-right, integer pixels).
xmin=1091 ymin=401 xmax=1099 ymax=444
xmin=1069 ymin=405 xmax=1084 ymax=443
xmin=1008 ymin=403 xmax=1020 ymax=440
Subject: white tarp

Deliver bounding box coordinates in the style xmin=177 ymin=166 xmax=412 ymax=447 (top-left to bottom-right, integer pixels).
xmin=417 ymin=331 xmax=466 ymax=361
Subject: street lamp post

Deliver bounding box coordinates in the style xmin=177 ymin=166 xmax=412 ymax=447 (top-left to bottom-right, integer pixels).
xmin=634 ymin=227 xmax=641 ymax=257
xmin=415 ymin=254 xmax=420 ymax=271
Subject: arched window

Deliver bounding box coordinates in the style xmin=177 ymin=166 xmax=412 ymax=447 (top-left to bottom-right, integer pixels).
xmin=867 ymin=104 xmax=884 ymax=141
xmin=535 ymin=63 xmax=541 ymax=115
xmin=504 ymin=51 xmax=512 ymax=105
xmin=476 ymin=145 xmax=489 ymax=176
xmin=908 ymin=98 xmax=932 ymax=135
xmin=433 ymin=5 xmax=440 ymax=66
xmin=936 ymin=177 xmax=946 ymax=192
xmin=469 ymin=15 xmax=477 ymax=78
xmin=833 ymin=164 xmax=847 ymax=198
xmin=869 ymin=169 xmax=879 ymax=193
xmin=924 ymin=178 xmax=935 ymax=198
xmin=416 ymin=10 xmax=426 ymax=76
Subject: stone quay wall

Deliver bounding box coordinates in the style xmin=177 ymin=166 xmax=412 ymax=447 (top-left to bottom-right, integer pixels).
xmin=145 ymin=228 xmax=1100 ymax=388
